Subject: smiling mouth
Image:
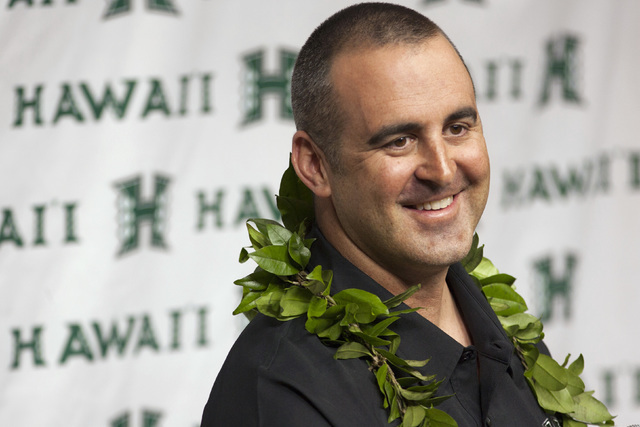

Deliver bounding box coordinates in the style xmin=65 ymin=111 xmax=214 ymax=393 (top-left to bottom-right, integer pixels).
xmin=410 ymin=195 xmax=454 ymax=211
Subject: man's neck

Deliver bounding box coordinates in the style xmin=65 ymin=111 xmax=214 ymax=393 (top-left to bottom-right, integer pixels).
xmin=372 ymin=267 xmax=472 ymax=347
xmin=407 ymin=282 xmax=472 ymax=347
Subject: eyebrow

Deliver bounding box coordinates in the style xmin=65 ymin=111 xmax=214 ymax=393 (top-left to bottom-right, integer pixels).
xmin=445 ymin=107 xmax=478 ymax=124
xmin=366 ymin=106 xmax=479 ymax=147
xmin=366 ymin=122 xmax=423 ymax=147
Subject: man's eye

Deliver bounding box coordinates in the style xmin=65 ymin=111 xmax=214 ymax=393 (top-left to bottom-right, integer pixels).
xmin=388 ymin=137 xmax=411 ymax=148
xmin=448 ymin=124 xmax=467 ymax=136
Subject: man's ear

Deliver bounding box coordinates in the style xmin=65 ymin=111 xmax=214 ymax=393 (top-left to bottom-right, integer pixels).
xmin=291 ymin=130 xmax=332 ymax=198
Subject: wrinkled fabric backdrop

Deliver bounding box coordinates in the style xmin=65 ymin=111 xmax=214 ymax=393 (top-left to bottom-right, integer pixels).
xmin=1 ymin=0 xmax=638 ymax=425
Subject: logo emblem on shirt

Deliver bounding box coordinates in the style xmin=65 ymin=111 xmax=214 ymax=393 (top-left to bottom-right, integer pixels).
xmin=542 ymin=416 xmax=561 ymax=427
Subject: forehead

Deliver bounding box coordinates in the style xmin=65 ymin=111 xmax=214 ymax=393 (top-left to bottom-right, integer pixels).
xmin=329 ymin=36 xmax=476 ymax=137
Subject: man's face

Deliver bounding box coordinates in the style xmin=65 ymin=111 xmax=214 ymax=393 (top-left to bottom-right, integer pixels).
xmin=323 ymin=35 xmax=490 ymax=284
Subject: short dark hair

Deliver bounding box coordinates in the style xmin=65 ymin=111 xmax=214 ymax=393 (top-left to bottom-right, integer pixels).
xmin=291 ymin=2 xmax=456 ymax=167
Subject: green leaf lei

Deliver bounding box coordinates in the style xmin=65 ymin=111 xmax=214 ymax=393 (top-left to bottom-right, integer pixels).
xmin=232 ymin=159 xmax=615 ymax=427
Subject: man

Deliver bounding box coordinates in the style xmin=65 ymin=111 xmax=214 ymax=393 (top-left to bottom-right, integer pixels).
xmin=202 ymin=3 xmax=556 ymax=426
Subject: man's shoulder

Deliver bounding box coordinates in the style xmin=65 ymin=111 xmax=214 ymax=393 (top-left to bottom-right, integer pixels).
xmin=221 ymin=315 xmax=326 ymax=370
xmin=232 ymin=314 xmax=372 ymax=375
xmin=205 ymin=314 xmax=390 ymax=426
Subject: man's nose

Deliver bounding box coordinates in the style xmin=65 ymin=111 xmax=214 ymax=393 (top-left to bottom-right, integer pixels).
xmin=414 ymin=138 xmax=456 ymax=186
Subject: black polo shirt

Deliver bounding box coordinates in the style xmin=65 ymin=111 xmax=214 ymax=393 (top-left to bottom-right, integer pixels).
xmin=201 ymin=229 xmax=558 ymax=426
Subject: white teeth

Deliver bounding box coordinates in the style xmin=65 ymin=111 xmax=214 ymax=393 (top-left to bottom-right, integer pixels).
xmin=416 ymin=196 xmax=453 ymax=211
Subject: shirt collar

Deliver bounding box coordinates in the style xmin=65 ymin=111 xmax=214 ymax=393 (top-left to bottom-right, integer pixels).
xmin=447 ymin=264 xmax=513 ymax=365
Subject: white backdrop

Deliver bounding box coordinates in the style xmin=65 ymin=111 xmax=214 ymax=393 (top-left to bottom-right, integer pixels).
xmin=1 ymin=1 xmax=638 ymax=425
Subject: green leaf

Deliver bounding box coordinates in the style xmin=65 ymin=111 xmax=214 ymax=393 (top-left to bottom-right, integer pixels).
xmin=521 ymin=345 xmax=539 ymax=371
xmin=376 ymin=348 xmax=435 ymax=382
xmin=389 ymin=335 xmax=401 ymax=354
xmin=481 ymin=283 xmax=527 ymax=316
xmin=533 ymin=381 xmax=574 ymax=413
xmin=570 ymin=391 xmax=614 ymax=423
xmin=307 ymin=264 xmax=333 ymax=293
xmin=403 ymin=358 xmax=431 ymax=368
xmin=498 ymin=313 xmax=540 ymax=329
xmin=565 ymin=368 xmax=586 ymax=397
xmin=233 ymin=268 xmax=273 ymax=291
xmin=376 ymin=328 xmax=399 ymax=341
xmin=460 ymin=233 xmax=483 ymax=272
xmin=239 ymin=247 xmax=249 ymax=263
xmin=407 ymin=383 xmax=439 ymax=395
xmin=388 ymin=307 xmax=421 ymax=316
xmin=307 ymin=296 xmax=328 ymax=318
xmin=341 ymin=303 xmax=360 ymax=326
xmin=318 ymin=304 xmax=344 ymax=319
xmin=568 ymin=354 xmax=584 ymax=376
xmin=396 ymin=377 xmax=422 ymax=388
xmin=255 ymin=284 xmax=286 ymax=318
xmin=501 ymin=324 xmax=519 ymax=337
xmin=561 ymin=417 xmax=587 ymax=427
xmin=403 ymin=405 xmax=426 ymax=427
xmin=250 ymin=218 xmax=283 ymax=235
xmin=376 ymin=348 xmax=411 ymax=368
xmin=383 ymin=284 xmax=421 ymax=309
xmin=247 ymin=223 xmax=270 ymax=249
xmin=499 ymin=313 xmax=542 ymax=341
xmin=420 ymin=393 xmax=453 ymax=408
xmin=266 ymin=223 xmax=293 ymax=245
xmin=248 ymin=245 xmax=301 ymax=276
xmin=531 ymin=353 xmax=569 ymax=391
xmin=277 ymin=156 xmax=314 ymax=231
xmin=277 ymin=196 xmax=311 ymax=233
xmin=514 ymin=323 xmax=543 ymax=342
xmin=288 ymin=232 xmax=311 ymax=268
xmin=423 ymin=407 xmax=458 ymax=427
xmin=304 ymin=316 xmax=324 ymax=334
xmin=469 ymin=257 xmax=499 ymax=280
xmin=388 ymin=385 xmax=400 ymax=422
xmin=317 ymin=320 xmax=344 ymax=341
xmin=399 ymin=387 xmax=437 ymax=402
xmin=302 ymin=279 xmax=327 ymax=295
xmin=305 ymin=304 xmax=344 ymax=335
xmin=406 ymin=382 xmax=439 ymax=404
xmin=303 ymin=237 xmax=315 ymax=249
xmin=479 ymin=273 xmax=516 ymax=287
xmin=363 ymin=317 xmax=399 ymax=337
xmin=349 ymin=330 xmax=391 ymax=347
xmin=280 ymin=286 xmax=312 ymax=317
xmin=333 ymin=289 xmax=389 ymax=324
xmin=232 ymin=290 xmax=261 ymax=315
xmin=487 ymin=300 xmax=510 ymax=314
xmin=334 ymin=341 xmax=372 ymax=360
xmin=375 ymin=362 xmax=389 ymax=392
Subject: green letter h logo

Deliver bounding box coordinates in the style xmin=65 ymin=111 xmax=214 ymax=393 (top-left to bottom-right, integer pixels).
xmin=534 ymin=253 xmax=577 ymax=322
xmin=115 ymin=174 xmax=170 ymax=256
xmin=539 ymin=35 xmax=582 ymax=106
xmin=242 ymin=49 xmax=297 ymax=125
